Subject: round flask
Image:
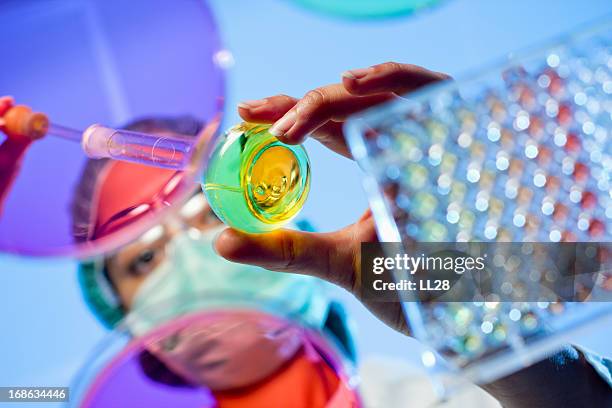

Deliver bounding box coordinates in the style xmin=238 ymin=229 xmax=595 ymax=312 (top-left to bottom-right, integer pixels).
xmin=203 ymin=123 xmax=310 ymax=233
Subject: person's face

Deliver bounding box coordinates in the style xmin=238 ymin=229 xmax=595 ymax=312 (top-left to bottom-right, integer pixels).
xmin=106 ymin=191 xmax=222 ymax=310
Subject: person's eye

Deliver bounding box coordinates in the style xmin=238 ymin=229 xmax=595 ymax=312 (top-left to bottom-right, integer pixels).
xmin=128 ymin=248 xmax=160 ymax=276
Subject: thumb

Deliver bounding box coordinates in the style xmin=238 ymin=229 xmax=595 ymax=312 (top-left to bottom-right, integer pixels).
xmin=0 ymin=96 xmax=14 ymax=120
xmin=214 ymin=228 xmax=357 ymax=290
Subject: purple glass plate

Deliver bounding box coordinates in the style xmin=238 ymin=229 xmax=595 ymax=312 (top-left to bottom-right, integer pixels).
xmin=0 ymin=0 xmax=225 ymax=257
xmin=73 ymin=309 xmax=360 ymax=408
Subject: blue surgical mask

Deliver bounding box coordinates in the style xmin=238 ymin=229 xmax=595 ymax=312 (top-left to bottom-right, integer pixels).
xmin=126 ymin=225 xmax=331 ymax=335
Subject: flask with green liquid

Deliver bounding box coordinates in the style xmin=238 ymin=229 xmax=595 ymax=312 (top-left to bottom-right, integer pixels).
xmin=203 ymin=122 xmax=311 ymax=233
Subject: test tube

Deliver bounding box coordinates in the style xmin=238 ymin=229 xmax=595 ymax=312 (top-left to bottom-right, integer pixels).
xmin=81 ymin=124 xmax=194 ymax=169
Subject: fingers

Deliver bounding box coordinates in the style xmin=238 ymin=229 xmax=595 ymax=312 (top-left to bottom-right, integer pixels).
xmin=307 ymin=120 xmax=352 ymax=159
xmin=214 ymin=227 xmax=357 ymax=291
xmin=235 ymin=61 xmax=448 ymax=156
xmin=237 ymin=89 xmax=390 ymax=157
xmin=268 ymin=84 xmax=394 ymax=144
xmin=237 ymin=95 xmax=297 ymax=123
xmin=342 ymin=62 xmax=450 ymax=96
xmin=215 ymin=208 xmax=378 ymax=292
xmin=0 ymin=96 xmax=14 ymax=124
xmin=212 ymin=216 xmax=415 ymax=335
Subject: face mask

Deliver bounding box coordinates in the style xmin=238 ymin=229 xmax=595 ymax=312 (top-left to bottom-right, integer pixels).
xmin=126 ymin=225 xmax=331 ymax=336
xmin=124 ymin=226 xmax=332 ymax=391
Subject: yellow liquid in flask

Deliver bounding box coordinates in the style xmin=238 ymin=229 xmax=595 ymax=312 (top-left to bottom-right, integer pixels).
xmin=204 ymin=123 xmax=310 ymax=233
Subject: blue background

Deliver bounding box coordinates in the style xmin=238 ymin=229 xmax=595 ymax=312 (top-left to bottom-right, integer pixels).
xmin=0 ymin=0 xmax=611 ymax=404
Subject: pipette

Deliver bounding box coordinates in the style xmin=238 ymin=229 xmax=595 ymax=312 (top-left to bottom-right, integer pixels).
xmin=0 ymin=104 xmax=194 ymax=170
xmin=0 ymin=104 xmax=49 ymax=141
